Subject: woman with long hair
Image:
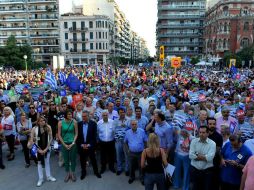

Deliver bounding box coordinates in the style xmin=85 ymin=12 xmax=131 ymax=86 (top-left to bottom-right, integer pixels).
xmin=1 ymin=106 xmax=15 ymax=161
xmin=17 ymin=112 xmax=32 ymax=168
xmin=28 ymin=116 xmax=56 ymax=187
xmin=58 ymin=110 xmax=78 ymax=182
xmin=73 ymin=102 xmax=84 ymax=122
xmin=141 ymin=133 xmax=168 ymax=190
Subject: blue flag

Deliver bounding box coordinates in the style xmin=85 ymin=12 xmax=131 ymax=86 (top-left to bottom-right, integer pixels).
xmin=230 ymin=66 xmax=238 ymax=79
xmin=66 ymin=73 xmax=81 ymax=92
xmin=44 ymin=70 xmax=57 ymax=89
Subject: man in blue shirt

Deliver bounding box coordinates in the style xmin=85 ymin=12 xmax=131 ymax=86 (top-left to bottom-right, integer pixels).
xmin=221 ymin=134 xmax=252 ymax=190
xmin=124 ymin=119 xmax=147 ymax=185
xmin=134 ymin=107 xmax=149 ymax=130
xmin=15 ymin=98 xmax=29 ymax=123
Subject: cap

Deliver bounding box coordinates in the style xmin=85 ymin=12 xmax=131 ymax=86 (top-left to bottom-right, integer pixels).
xmin=236 ymin=110 xmax=245 ymax=117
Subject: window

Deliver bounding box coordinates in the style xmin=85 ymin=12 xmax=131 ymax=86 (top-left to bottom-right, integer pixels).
xmin=90 ymin=32 xmax=93 ymax=39
xmin=105 ymin=21 xmax=108 ymax=28
xmin=99 ymin=32 xmax=101 ymax=39
xmin=81 ymin=32 xmax=85 ymax=41
xmin=244 ymin=22 xmax=249 ymax=31
xmin=72 ymin=22 xmax=76 ymax=30
xmin=96 ymin=43 xmax=98 ymax=49
xmin=90 ymin=43 xmax=93 ymax=50
xmin=73 ymin=44 xmax=77 ymax=52
xmin=106 ymin=32 xmax=108 ymax=39
xmin=241 ymin=38 xmax=250 ymax=48
xmin=82 ymin=43 xmax=86 ymax=51
xmin=81 ymin=21 xmax=85 ymax=30
xmin=103 ymin=32 xmax=104 ymax=39
xmin=89 ymin=21 xmax=93 ymax=28
xmin=106 ymin=43 xmax=108 ymax=49
xmin=103 ymin=43 xmax=105 ymax=49
xmin=65 ymin=43 xmax=69 ymax=50
xmin=102 ymin=21 xmax=104 ymax=28
xmin=65 ymin=33 xmax=68 ymax=40
xmin=73 ymin=33 xmax=77 ymax=41
xmin=99 ymin=43 xmax=102 ymax=49
xmin=64 ymin=22 xmax=68 ymax=29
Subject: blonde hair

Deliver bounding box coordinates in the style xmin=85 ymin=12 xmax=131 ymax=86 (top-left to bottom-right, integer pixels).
xmin=3 ymin=106 xmax=14 ymax=117
xmin=147 ymin=133 xmax=160 ymax=157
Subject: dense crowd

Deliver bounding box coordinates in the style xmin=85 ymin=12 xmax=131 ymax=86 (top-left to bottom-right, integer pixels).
xmin=0 ymin=65 xmax=254 ymax=190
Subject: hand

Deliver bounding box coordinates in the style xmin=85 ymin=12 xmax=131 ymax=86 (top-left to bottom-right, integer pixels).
xmin=221 ymin=159 xmax=226 ymax=167
xmin=64 ymin=144 xmax=70 ymax=150
xmin=226 ymin=160 xmax=238 ymax=166
xmin=82 ymin=144 xmax=89 ymax=150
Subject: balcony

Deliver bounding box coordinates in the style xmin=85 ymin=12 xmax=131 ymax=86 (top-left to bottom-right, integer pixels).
xmin=30 ymin=34 xmax=58 ymax=38
xmin=158 ymin=14 xmax=204 ymax=19
xmin=30 ymin=25 xmax=58 ymax=30
xmin=158 ymin=24 xmax=203 ymax=29
xmin=0 ymin=17 xmax=26 ymax=22
xmin=160 ymin=41 xmax=203 ymax=46
xmin=69 ymin=27 xmax=88 ymax=32
xmin=0 ymin=0 xmax=24 ymax=4
xmin=31 ymin=43 xmax=59 ymax=46
xmin=0 ymin=8 xmax=25 ymax=13
xmin=69 ymin=38 xmax=89 ymax=43
xmin=28 ymin=0 xmax=57 ymax=4
xmin=0 ymin=26 xmax=27 ymax=30
xmin=158 ymin=5 xmax=204 ymax=10
xmin=158 ymin=32 xmax=201 ymax=37
xmin=30 ymin=17 xmax=58 ymax=21
xmin=0 ymin=34 xmax=27 ymax=38
xmin=165 ymin=50 xmax=200 ymax=55
xmin=28 ymin=7 xmax=57 ymax=12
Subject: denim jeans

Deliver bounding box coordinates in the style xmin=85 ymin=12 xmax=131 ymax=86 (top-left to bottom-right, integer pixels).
xmin=0 ymin=139 xmax=3 ymax=166
xmin=144 ymin=173 xmax=166 ymax=190
xmin=115 ymin=140 xmax=129 ymax=172
xmin=173 ymin=153 xmax=190 ymax=190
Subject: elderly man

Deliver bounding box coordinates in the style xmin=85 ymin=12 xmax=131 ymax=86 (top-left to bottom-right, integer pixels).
xmin=125 ymin=119 xmax=147 ymax=185
xmin=97 ymin=110 xmax=116 ymax=174
xmin=216 ymin=106 xmax=237 ymax=134
xmin=221 ymin=134 xmax=252 ymax=190
xmin=107 ymin=102 xmax=119 ymax=121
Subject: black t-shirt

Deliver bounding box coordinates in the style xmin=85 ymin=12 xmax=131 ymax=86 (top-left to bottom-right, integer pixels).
xmin=29 ymin=112 xmax=38 ymax=127
xmin=209 ymin=131 xmax=223 ymax=148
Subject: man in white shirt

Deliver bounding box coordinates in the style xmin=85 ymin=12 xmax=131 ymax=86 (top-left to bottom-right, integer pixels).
xmin=189 ymin=126 xmax=216 ymax=190
xmin=107 ymin=102 xmax=119 ymax=121
xmin=97 ymin=110 xmax=116 ymax=174
xmin=139 ymin=90 xmax=150 ymax=115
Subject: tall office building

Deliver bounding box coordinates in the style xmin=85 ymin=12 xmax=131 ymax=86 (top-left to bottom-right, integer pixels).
xmin=0 ymin=0 xmax=59 ymax=64
xmin=157 ymin=0 xmax=206 ymax=57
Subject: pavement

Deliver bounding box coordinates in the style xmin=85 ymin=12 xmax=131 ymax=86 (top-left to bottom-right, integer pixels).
xmin=0 ymin=144 xmax=144 ymax=190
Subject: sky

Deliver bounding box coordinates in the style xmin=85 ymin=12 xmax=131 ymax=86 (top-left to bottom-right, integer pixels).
xmin=59 ymin=0 xmax=157 ymax=56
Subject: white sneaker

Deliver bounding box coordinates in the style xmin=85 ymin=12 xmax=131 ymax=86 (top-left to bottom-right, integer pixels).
xmin=47 ymin=176 xmax=56 ymax=182
xmin=36 ymin=179 xmax=43 ymax=187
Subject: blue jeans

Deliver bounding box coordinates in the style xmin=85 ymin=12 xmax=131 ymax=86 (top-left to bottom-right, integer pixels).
xmin=115 ymin=140 xmax=129 ymax=172
xmin=173 ymin=153 xmax=190 ymax=190
xmin=144 ymin=173 xmax=166 ymax=190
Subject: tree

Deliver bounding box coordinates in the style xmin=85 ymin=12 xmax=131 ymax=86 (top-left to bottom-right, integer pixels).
xmin=191 ymin=56 xmax=200 ymax=65
xmin=223 ymin=52 xmax=242 ymax=68
xmin=0 ymin=35 xmax=32 ymax=69
xmin=236 ymin=44 xmax=254 ymax=66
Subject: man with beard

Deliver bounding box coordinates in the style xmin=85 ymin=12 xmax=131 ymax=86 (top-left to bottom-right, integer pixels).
xmin=208 ymin=117 xmax=223 ymax=190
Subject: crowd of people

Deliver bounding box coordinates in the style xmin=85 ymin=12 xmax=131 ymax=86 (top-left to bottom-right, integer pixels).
xmin=0 ymin=65 xmax=254 ymax=190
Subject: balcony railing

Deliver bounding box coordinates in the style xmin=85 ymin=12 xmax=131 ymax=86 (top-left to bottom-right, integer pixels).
xmin=158 ymin=32 xmax=201 ymax=37
xmin=31 ymin=43 xmax=59 ymax=46
xmin=158 ymin=14 xmax=204 ymax=19
xmin=160 ymin=41 xmax=202 ymax=46
xmin=158 ymin=24 xmax=203 ymax=28
xmin=28 ymin=0 xmax=57 ymax=3
xmin=69 ymin=38 xmax=88 ymax=43
xmin=158 ymin=5 xmax=204 ymax=10
xmin=30 ymin=25 xmax=58 ymax=29
xmin=68 ymin=27 xmax=89 ymax=32
xmin=0 ymin=26 xmax=27 ymax=29
xmin=0 ymin=0 xmax=24 ymax=4
xmin=0 ymin=17 xmax=26 ymax=21
xmin=30 ymin=34 xmax=58 ymax=38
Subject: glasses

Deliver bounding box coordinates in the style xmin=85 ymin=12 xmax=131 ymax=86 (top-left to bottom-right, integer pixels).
xmin=29 ymin=107 xmax=35 ymax=109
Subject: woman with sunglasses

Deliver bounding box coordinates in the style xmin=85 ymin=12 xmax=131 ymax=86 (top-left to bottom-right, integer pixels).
xmin=28 ymin=116 xmax=56 ymax=187
xmin=1 ymin=106 xmax=15 ymax=161
xmin=58 ymin=110 xmax=78 ymax=182
xmin=17 ymin=112 xmax=32 ymax=168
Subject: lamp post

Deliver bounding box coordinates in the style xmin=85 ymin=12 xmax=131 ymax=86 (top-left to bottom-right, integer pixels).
xmin=23 ymin=55 xmax=27 ymax=75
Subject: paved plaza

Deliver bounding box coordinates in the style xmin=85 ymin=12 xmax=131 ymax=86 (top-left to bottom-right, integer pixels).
xmin=0 ymin=144 xmax=144 ymax=190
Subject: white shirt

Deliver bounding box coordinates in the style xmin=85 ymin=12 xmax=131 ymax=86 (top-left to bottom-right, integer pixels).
xmin=189 ymin=137 xmax=216 ymax=170
xmin=1 ymin=115 xmax=15 ymax=136
xmin=97 ymin=119 xmax=115 ymax=142
xmin=108 ymin=110 xmax=119 ymax=120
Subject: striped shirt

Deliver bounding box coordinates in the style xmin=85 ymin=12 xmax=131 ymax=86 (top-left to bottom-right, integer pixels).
xmin=114 ymin=118 xmax=130 ymax=141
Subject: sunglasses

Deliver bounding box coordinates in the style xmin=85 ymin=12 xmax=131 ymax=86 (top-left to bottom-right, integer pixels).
xmin=29 ymin=107 xmax=35 ymax=109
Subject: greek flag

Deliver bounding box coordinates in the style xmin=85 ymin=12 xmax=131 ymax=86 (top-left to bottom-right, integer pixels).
xmin=58 ymin=71 xmax=66 ymax=85
xmin=44 ymin=70 xmax=57 ymax=89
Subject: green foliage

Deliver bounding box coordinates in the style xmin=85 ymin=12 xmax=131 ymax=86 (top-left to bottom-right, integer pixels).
xmin=0 ymin=35 xmax=33 ymax=70
xmin=223 ymin=52 xmax=242 ymax=68
xmin=236 ymin=45 xmax=254 ymax=64
xmin=191 ymin=57 xmax=200 ymax=65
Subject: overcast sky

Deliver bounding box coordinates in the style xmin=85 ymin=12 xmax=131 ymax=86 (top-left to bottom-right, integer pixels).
xmin=59 ymin=0 xmax=157 ymax=56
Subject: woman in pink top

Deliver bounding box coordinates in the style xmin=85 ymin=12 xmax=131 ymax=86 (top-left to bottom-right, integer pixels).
xmin=240 ymin=156 xmax=254 ymax=190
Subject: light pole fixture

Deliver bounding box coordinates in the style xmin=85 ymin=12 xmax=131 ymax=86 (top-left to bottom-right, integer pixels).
xmin=23 ymin=55 xmax=28 ymax=75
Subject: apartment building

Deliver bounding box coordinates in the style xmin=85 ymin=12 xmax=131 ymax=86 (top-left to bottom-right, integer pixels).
xmin=157 ymin=0 xmax=206 ymax=57
xmin=0 ymin=0 xmax=60 ymax=64
xmin=83 ymin=0 xmax=147 ymax=61
xmin=60 ymin=13 xmax=114 ymax=65
xmin=204 ymin=0 xmax=254 ymax=57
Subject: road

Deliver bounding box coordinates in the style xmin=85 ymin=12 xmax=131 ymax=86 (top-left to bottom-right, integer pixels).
xmin=0 ymin=144 xmax=144 ymax=190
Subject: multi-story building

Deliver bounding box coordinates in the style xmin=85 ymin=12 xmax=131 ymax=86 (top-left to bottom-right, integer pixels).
xmin=83 ymin=0 xmax=143 ymax=60
xmin=0 ymin=0 xmax=59 ymax=64
xmin=204 ymin=0 xmax=254 ymax=57
xmin=140 ymin=38 xmax=150 ymax=60
xmin=60 ymin=13 xmax=114 ymax=65
xmin=157 ymin=0 xmax=206 ymax=57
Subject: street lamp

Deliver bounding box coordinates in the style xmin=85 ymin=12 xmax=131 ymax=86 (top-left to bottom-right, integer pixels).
xmin=23 ymin=55 xmax=27 ymax=75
